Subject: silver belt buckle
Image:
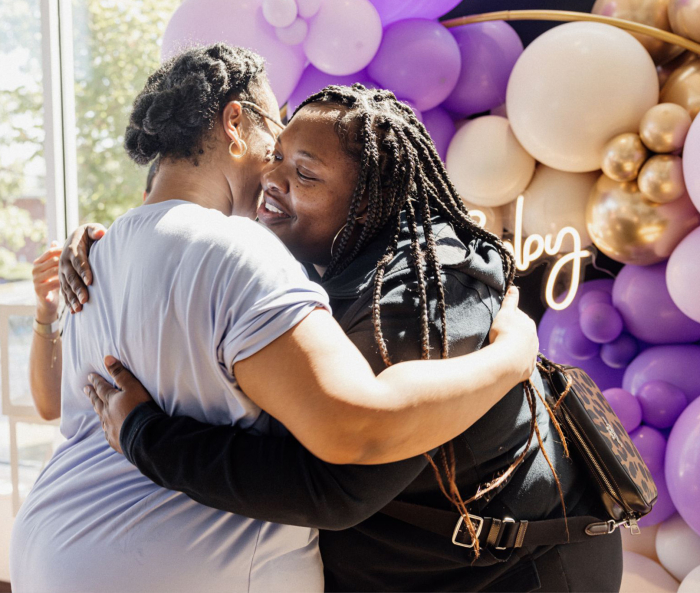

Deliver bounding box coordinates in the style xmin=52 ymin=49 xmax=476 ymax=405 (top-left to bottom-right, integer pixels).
xmin=495 ymin=517 xmax=516 ymax=550
xmin=452 ymin=514 xmax=484 ymax=548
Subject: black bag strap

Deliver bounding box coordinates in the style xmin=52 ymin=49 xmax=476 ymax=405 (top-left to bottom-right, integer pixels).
xmin=381 ymin=500 xmax=615 ymax=551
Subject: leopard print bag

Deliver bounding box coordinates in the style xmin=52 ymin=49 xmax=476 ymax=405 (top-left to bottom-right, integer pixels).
xmin=537 ymin=354 xmax=657 ymax=534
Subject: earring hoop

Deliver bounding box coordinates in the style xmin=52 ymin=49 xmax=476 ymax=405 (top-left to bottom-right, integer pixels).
xmin=229 ymin=139 xmax=248 ymax=159
xmin=330 ymin=217 xmax=363 ymax=257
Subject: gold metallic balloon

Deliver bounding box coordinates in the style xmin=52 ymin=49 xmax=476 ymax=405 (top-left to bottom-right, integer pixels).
xmin=592 ymin=0 xmax=685 ymax=64
xmin=638 ymin=154 xmax=687 ymax=203
xmin=660 ymin=56 xmax=700 ymax=120
xmin=601 ymin=133 xmax=649 ymax=182
xmin=639 ymin=102 xmax=692 ymax=152
xmin=669 ymin=0 xmax=700 ymax=44
xmin=586 ymin=174 xmax=700 ymax=265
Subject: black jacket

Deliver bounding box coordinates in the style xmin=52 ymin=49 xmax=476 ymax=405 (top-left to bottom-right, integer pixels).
xmin=120 ymin=214 xmax=591 ymax=591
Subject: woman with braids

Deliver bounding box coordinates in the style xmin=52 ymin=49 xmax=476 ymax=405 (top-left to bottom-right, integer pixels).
xmin=57 ymin=74 xmax=622 ymax=590
xmin=11 ymin=45 xmax=542 ymax=593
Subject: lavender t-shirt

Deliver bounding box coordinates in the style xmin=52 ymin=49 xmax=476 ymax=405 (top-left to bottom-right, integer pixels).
xmin=11 ymin=200 xmax=330 ymax=593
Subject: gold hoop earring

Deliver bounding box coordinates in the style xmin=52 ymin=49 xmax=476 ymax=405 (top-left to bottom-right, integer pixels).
xmin=229 ymin=139 xmax=248 ymax=159
xmin=330 ymin=217 xmax=362 ymax=257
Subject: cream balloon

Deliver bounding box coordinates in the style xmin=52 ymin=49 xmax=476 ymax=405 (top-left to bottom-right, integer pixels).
xmin=462 ymin=200 xmax=503 ymax=237
xmin=656 ymin=514 xmax=700 ymax=582
xmin=661 ymin=56 xmax=700 ymax=120
xmin=679 ymin=565 xmax=700 ymax=593
xmin=592 ymin=0 xmax=684 ymax=64
xmin=640 ymin=103 xmax=692 ymax=153
xmin=669 ymin=0 xmax=700 ymax=45
xmin=638 ymin=155 xmax=687 ymax=204
xmin=507 ymin=22 xmax=659 ymax=172
xmin=586 ymin=175 xmax=700 ymax=265
xmin=620 ymin=552 xmax=679 ymax=593
xmin=601 ymin=133 xmax=648 ymax=182
xmin=622 ymin=522 xmax=660 ymax=562
xmin=521 ymin=165 xmax=596 ymax=252
xmin=445 ymin=116 xmax=536 ymax=207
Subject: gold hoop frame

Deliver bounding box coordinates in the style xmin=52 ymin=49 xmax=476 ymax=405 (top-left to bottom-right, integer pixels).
xmin=441 ymin=10 xmax=700 ymax=55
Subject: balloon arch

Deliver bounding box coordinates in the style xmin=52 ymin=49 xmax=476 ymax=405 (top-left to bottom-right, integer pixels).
xmin=161 ymin=0 xmax=700 ymax=588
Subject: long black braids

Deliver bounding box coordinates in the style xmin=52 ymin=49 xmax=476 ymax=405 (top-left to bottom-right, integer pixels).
xmin=292 ymin=84 xmax=562 ymax=556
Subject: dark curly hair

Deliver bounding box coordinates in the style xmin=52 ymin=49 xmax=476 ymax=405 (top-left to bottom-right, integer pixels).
xmin=125 ymin=44 xmax=268 ymax=165
xmin=293 ymin=84 xmax=566 ymax=555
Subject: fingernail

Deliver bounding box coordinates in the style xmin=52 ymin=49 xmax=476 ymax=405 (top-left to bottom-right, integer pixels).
xmin=105 ymin=355 xmax=117 ymax=367
xmin=87 ymin=374 xmax=94 ymax=382
xmin=83 ymin=387 xmax=89 ymax=395
xmin=78 ymin=290 xmax=86 ymax=304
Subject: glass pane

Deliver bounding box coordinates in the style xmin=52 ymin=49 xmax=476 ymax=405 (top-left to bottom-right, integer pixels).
xmin=8 ymin=314 xmax=33 ymax=408
xmin=14 ymin=421 xmax=63 ymax=500
xmin=0 ymin=0 xmax=48 ymax=283
xmin=73 ymin=0 xmax=180 ymax=227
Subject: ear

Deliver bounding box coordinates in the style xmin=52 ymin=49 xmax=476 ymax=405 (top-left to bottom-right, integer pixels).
xmin=355 ymin=191 xmax=371 ymax=224
xmin=222 ymin=101 xmax=245 ymax=149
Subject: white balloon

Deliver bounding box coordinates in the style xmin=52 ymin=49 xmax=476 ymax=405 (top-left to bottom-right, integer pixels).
xmin=263 ymin=0 xmax=298 ymax=28
xmin=304 ymin=0 xmax=382 ymax=76
xmin=276 ymin=18 xmax=308 ymax=45
xmin=622 ymin=522 xmax=660 ymax=563
xmin=656 ymin=514 xmax=700 ymax=581
xmin=521 ymin=165 xmax=596 ymax=252
xmin=462 ymin=200 xmax=503 ymax=237
xmin=679 ymin=565 xmax=700 ymax=593
xmin=507 ymin=22 xmax=659 ymax=172
xmin=297 ymin=0 xmax=323 ymax=18
xmin=445 ymin=116 xmax=536 ymax=207
xmin=621 ymin=551 xmax=680 ymax=593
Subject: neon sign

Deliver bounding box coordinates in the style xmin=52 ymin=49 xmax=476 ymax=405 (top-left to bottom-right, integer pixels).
xmin=470 ymin=195 xmax=592 ymax=311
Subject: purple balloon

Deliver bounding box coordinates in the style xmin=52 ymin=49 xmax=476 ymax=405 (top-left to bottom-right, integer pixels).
xmin=631 ymin=425 xmax=667 ymax=475
xmin=603 ymin=388 xmax=642 ymax=433
xmin=600 ymin=333 xmax=639 ymax=369
xmin=612 ymin=262 xmax=700 ymax=344
xmin=624 ymin=345 xmax=700 ymax=403
xmin=161 ymin=0 xmax=306 ymax=105
xmin=579 ymin=302 xmax=624 ymax=344
xmin=563 ymin=320 xmax=600 ymax=360
xmin=578 ymin=290 xmax=612 ymax=314
xmin=539 ymin=279 xmax=625 ymax=390
xmin=368 ymin=19 xmax=461 ymax=112
xmin=370 ymin=0 xmax=462 ymax=25
xmin=286 ymin=66 xmax=376 ymax=117
xmin=665 ymin=397 xmax=700 ymax=535
xmin=637 ymin=380 xmax=689 ymax=429
xmin=422 ymin=107 xmax=455 ymax=161
xmin=639 ymin=466 xmax=677 ymax=527
xmin=442 ymin=22 xmax=524 ymax=117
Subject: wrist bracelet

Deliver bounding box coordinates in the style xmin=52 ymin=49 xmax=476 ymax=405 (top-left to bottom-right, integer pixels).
xmin=33 ymin=318 xmax=60 ymax=336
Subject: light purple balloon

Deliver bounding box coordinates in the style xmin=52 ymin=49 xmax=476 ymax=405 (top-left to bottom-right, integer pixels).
xmin=683 ymin=113 xmax=700 ymax=215
xmin=612 ymin=262 xmax=700 ymax=344
xmin=637 ymin=380 xmax=689 ymax=429
xmin=665 ymin=396 xmax=700 ymax=535
xmin=603 ymin=388 xmax=642 ymax=433
xmin=563 ymin=320 xmax=600 ymax=360
xmin=639 ymin=466 xmax=676 ymax=527
xmin=422 ymin=107 xmax=455 ymax=161
xmin=579 ymin=302 xmax=624 ymax=344
xmin=369 ymin=0 xmax=462 ymax=26
xmin=539 ymin=280 xmax=625 ymax=390
xmin=161 ymin=0 xmax=306 ymax=105
xmin=624 ymin=345 xmax=700 ymax=403
xmin=578 ymin=290 xmax=612 ymax=314
xmin=631 ymin=425 xmax=667 ymax=475
xmin=442 ymin=22 xmax=524 ymax=117
xmin=600 ymin=333 xmax=639 ymax=369
xmin=667 ymin=227 xmax=700 ymax=325
xmin=368 ymin=19 xmax=461 ymax=112
xmin=286 ymin=66 xmax=376 ymax=117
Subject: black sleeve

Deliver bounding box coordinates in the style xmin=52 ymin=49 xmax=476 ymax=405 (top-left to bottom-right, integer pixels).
xmin=121 ymin=401 xmax=430 ymax=531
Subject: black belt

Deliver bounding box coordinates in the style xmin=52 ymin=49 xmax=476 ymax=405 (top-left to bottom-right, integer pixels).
xmin=381 ymin=500 xmax=620 ymax=551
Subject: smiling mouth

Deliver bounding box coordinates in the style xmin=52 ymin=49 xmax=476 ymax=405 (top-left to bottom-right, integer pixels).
xmin=257 ymin=194 xmax=292 ymax=223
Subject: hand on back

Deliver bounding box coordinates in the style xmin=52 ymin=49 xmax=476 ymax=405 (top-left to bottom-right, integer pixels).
xmin=59 ymin=223 xmax=106 ymax=312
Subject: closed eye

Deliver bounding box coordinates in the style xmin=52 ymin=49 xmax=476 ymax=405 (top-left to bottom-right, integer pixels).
xmin=297 ymin=169 xmax=316 ymax=182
